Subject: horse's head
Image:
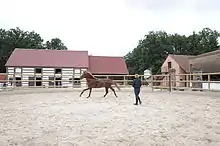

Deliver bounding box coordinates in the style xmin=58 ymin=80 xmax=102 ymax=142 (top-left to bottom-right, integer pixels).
xmin=80 ymin=70 xmax=95 ymax=80
xmin=80 ymin=71 xmax=87 ymax=79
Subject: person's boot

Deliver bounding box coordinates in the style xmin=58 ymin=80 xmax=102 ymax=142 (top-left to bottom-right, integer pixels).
xmin=134 ymin=99 xmax=138 ymax=105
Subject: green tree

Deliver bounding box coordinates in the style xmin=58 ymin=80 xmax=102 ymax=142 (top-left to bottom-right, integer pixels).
xmin=169 ymin=33 xmax=188 ymax=55
xmin=2 ymin=27 xmax=44 ymax=49
xmin=124 ymin=27 xmax=220 ymax=75
xmin=197 ymin=27 xmax=219 ymax=54
xmin=0 ymin=40 xmax=13 ymax=73
xmin=125 ymin=31 xmax=174 ymax=74
xmin=0 ymin=27 xmax=45 ymax=72
xmin=0 ymin=27 xmax=68 ymax=73
xmin=45 ymin=38 xmax=67 ymax=50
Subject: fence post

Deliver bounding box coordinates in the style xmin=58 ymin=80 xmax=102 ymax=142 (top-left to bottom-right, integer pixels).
xmin=13 ymin=68 xmax=15 ymax=87
xmin=168 ymin=68 xmax=176 ymax=92
xmin=72 ymin=75 xmax=74 ymax=88
xmin=186 ymin=74 xmax=188 ymax=88
xmin=54 ymin=76 xmax=56 ymax=88
xmin=208 ymin=74 xmax=210 ymax=90
xmin=151 ymin=75 xmax=153 ymax=92
xmin=168 ymin=73 xmax=172 ymax=92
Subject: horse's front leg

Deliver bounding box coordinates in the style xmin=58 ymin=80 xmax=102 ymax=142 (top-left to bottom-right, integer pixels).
xmin=87 ymin=88 xmax=92 ymax=98
xmin=80 ymin=88 xmax=90 ymax=97
xmin=103 ymin=87 xmax=109 ymax=97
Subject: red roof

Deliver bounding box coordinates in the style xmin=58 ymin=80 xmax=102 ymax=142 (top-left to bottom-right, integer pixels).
xmin=5 ymin=49 xmax=129 ymax=75
xmin=169 ymin=55 xmax=193 ymax=72
xmin=5 ymin=48 xmax=89 ymax=68
xmin=89 ymin=56 xmax=129 ymax=74
xmin=0 ymin=75 xmax=6 ymax=83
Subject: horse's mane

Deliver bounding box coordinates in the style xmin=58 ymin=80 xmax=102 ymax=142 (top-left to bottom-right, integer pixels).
xmin=86 ymin=71 xmax=97 ymax=79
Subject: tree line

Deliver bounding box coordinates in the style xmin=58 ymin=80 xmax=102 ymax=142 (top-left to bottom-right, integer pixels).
xmin=1 ymin=27 xmax=219 ymax=75
xmin=0 ymin=27 xmax=67 ymax=72
xmin=124 ymin=27 xmax=220 ymax=75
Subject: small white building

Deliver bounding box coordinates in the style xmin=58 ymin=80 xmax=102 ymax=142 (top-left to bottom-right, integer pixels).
xmin=5 ymin=49 xmax=89 ymax=88
xmin=144 ymin=69 xmax=152 ymax=79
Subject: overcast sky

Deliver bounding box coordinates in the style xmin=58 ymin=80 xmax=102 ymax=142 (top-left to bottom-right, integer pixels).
xmin=0 ymin=0 xmax=220 ymax=56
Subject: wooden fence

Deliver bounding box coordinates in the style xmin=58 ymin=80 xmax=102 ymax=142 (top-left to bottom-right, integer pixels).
xmin=1 ymin=72 xmax=220 ymax=92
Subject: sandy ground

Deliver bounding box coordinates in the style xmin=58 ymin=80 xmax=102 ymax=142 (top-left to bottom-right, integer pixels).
xmin=0 ymin=88 xmax=220 ymax=146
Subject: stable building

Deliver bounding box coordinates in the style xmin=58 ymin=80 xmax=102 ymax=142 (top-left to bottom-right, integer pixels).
xmin=161 ymin=49 xmax=220 ymax=90
xmin=5 ymin=48 xmax=128 ymax=88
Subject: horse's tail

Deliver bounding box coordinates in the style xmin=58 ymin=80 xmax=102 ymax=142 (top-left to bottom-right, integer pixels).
xmin=113 ymin=81 xmax=121 ymax=91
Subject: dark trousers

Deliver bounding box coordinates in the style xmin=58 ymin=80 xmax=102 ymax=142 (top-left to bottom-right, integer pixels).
xmin=134 ymin=88 xmax=141 ymax=104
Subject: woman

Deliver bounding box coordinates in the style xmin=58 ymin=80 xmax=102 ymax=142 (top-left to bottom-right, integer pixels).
xmin=132 ymin=74 xmax=142 ymax=105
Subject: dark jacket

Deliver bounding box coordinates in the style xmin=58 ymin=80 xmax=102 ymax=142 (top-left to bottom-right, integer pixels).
xmin=132 ymin=78 xmax=142 ymax=88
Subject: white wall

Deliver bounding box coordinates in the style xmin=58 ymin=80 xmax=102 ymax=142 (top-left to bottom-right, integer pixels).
xmin=42 ymin=68 xmax=54 ymax=87
xmin=74 ymin=69 xmax=81 ymax=77
xmin=7 ymin=67 xmax=14 ymax=86
xmin=15 ymin=67 xmax=22 ymax=78
xmin=22 ymin=68 xmax=35 ymax=86
xmin=8 ymin=67 xmax=88 ymax=88
xmin=80 ymin=68 xmax=87 ymax=88
xmin=62 ymin=68 xmax=73 ymax=87
xmin=202 ymin=83 xmax=220 ymax=91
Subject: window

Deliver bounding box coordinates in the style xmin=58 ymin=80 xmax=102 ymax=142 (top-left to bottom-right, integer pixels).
xmin=69 ymin=78 xmax=73 ymax=83
xmin=15 ymin=68 xmax=21 ymax=73
xmin=168 ymin=61 xmax=172 ymax=69
xmin=211 ymin=75 xmax=220 ymax=81
xmin=36 ymin=77 xmax=42 ymax=86
xmin=35 ymin=68 xmax=42 ymax=74
xmin=55 ymin=69 xmax=62 ymax=74
xmin=15 ymin=77 xmax=22 ymax=87
xmin=202 ymin=75 xmax=208 ymax=81
xmin=28 ymin=76 xmax=35 ymax=86
xmin=74 ymin=78 xmax=81 ymax=85
xmin=55 ymin=77 xmax=62 ymax=86
xmin=9 ymin=78 xmax=13 ymax=86
xmin=49 ymin=77 xmax=54 ymax=86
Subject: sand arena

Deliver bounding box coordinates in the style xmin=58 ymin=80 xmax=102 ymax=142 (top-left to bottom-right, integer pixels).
xmin=0 ymin=88 xmax=220 ymax=146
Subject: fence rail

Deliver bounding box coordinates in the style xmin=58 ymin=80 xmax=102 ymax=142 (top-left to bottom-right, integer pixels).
xmin=1 ymin=72 xmax=220 ymax=92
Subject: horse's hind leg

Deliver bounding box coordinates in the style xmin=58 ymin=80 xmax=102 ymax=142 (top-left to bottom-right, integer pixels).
xmin=104 ymin=87 xmax=109 ymax=97
xmin=110 ymin=86 xmax=118 ymax=97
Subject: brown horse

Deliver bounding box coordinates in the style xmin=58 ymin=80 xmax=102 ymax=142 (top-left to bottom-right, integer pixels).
xmin=79 ymin=71 xmax=120 ymax=98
